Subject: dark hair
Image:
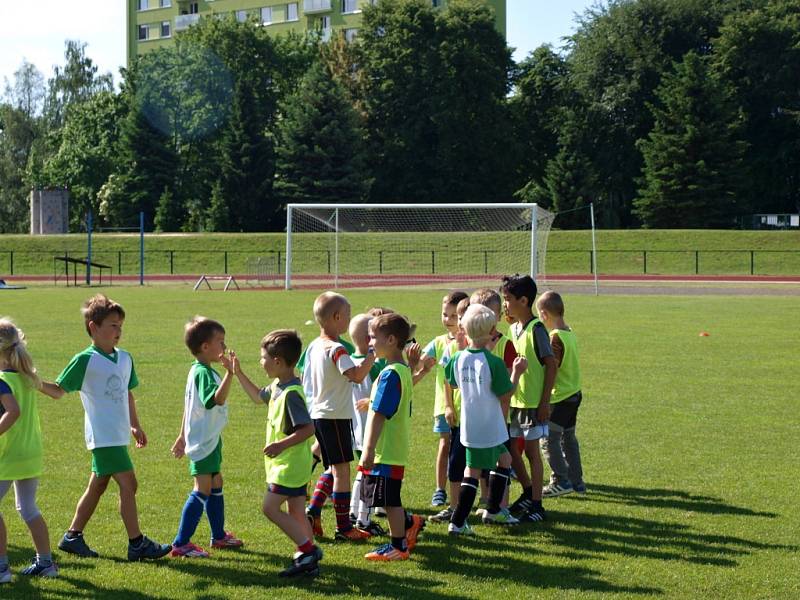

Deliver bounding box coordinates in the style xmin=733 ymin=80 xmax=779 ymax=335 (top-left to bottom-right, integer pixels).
xmin=456 ymin=297 xmax=471 ymax=318
xmin=82 ymin=294 xmax=125 ymax=336
xmin=370 ymin=313 xmax=411 ymax=349
xmin=443 ymin=291 xmax=469 ymax=308
xmin=184 ymin=316 xmax=225 ymax=356
xmin=261 ymin=329 xmax=302 ymax=367
xmin=500 ymin=274 xmax=537 ymax=309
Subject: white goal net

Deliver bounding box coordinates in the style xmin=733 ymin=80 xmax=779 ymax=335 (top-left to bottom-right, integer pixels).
xmin=284 ymin=203 xmax=554 ymax=290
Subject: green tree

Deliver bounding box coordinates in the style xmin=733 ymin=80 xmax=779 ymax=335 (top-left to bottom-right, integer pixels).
xmin=205 ymin=179 xmax=230 ymax=231
xmin=275 ymin=61 xmax=369 ymax=206
xmin=634 ymin=52 xmax=746 ymax=228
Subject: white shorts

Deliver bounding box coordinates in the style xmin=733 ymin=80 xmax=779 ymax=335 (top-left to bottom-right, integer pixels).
xmin=509 ymin=408 xmax=549 ymax=441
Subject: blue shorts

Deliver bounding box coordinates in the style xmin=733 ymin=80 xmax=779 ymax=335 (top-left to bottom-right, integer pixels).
xmin=433 ymin=414 xmax=451 ymax=434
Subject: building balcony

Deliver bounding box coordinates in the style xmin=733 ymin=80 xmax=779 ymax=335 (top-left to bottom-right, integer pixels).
xmin=304 ymin=0 xmax=332 ymax=14
xmin=174 ymin=13 xmax=200 ymax=31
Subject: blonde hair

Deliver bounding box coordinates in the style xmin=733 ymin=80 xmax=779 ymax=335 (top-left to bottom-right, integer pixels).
xmin=313 ymin=292 xmax=349 ymax=325
xmin=470 ymin=288 xmax=502 ymax=313
xmin=0 ymin=318 xmax=42 ymax=390
xmin=348 ymin=314 xmax=371 ymax=347
xmin=461 ymin=304 xmax=496 ymax=345
xmin=536 ymin=290 xmax=565 ymax=316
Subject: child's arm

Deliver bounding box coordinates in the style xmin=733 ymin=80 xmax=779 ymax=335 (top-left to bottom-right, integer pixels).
xmin=538 ymin=355 xmax=557 ymax=423
xmin=171 ymin=404 xmax=187 ymax=458
xmin=0 ymin=393 xmax=21 ymax=435
xmin=233 ymin=360 xmax=266 ymax=405
xmin=264 ymin=423 xmax=314 ymax=458
xmin=39 ymin=381 xmax=66 ymax=399
xmin=211 ymin=351 xmax=235 ymax=406
xmin=128 ymin=391 xmax=147 ymax=448
xmin=498 ymin=356 xmax=528 ymax=421
xmin=343 ymin=351 xmax=376 ymax=384
xmin=443 ymin=382 xmax=456 ymax=427
xmin=359 ymin=411 xmax=386 ymax=471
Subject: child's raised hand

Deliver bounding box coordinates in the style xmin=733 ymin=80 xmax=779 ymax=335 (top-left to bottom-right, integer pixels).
xmin=220 ymin=350 xmax=235 ymax=373
xmin=171 ymin=436 xmax=185 ymax=458
xmin=230 ymin=352 xmax=240 ymax=374
xmin=455 ymin=330 xmax=468 ymax=350
xmin=356 ymin=397 xmax=370 ymax=413
xmin=406 ymin=342 xmax=422 ymax=369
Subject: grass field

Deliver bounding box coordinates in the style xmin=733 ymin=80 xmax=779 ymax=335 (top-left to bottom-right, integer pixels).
xmin=0 ymin=286 xmax=798 ymax=599
xmin=2 ymin=230 xmax=800 ymax=277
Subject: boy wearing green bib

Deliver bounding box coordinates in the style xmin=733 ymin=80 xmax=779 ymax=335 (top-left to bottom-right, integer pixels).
xmin=536 ymin=292 xmax=585 ymax=497
xmin=235 ymin=330 xmax=321 ymax=578
xmin=360 ymin=313 xmax=425 ymax=561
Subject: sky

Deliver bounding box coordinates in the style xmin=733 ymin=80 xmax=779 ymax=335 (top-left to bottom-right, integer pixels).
xmin=0 ymin=0 xmax=594 ymax=88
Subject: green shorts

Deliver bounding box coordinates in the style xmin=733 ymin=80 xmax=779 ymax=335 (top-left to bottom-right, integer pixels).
xmin=190 ymin=438 xmax=222 ymax=476
xmin=91 ymin=446 xmax=134 ymax=477
xmin=465 ymin=445 xmax=507 ymax=470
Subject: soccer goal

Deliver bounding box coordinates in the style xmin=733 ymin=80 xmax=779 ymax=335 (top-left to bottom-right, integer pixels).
xmin=284 ymin=203 xmax=555 ymax=290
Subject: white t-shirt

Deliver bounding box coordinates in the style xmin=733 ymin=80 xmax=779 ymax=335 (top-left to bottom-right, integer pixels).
xmin=350 ymin=354 xmax=374 ymax=450
xmin=445 ymin=348 xmax=514 ymax=449
xmin=183 ymin=361 xmax=228 ymax=462
xmin=303 ymin=337 xmax=356 ymax=420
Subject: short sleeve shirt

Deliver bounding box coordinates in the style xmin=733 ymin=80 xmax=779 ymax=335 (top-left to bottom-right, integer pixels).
xmin=261 ymin=377 xmax=312 ymax=435
xmin=302 ymin=337 xmax=357 ymax=419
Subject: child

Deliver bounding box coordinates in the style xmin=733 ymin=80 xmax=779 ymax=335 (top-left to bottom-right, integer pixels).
xmin=304 ymin=292 xmax=376 ymax=540
xmin=421 ymin=292 xmax=468 ymax=509
xmin=348 ymin=314 xmax=386 ymax=536
xmin=45 ymin=294 xmax=171 ymax=560
xmin=536 ymin=291 xmax=585 ymax=496
xmin=234 ymin=330 xmax=322 ymax=577
xmin=359 ymin=313 xmax=425 ymax=560
xmin=501 ymin=275 xmax=557 ymax=523
xmin=0 ymin=319 xmax=57 ymax=582
xmin=445 ymin=305 xmax=527 ymax=535
xmin=169 ymin=317 xmax=242 ymax=558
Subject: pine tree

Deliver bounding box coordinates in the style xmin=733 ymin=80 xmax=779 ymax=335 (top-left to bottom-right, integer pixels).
xmin=274 ymin=61 xmax=369 ymax=205
xmin=635 ymin=52 xmax=747 ymax=228
xmin=154 ymin=186 xmax=183 ymax=232
xmin=205 ymin=179 xmax=230 ymax=232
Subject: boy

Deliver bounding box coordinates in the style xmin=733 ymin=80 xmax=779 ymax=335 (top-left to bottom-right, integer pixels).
xmin=234 ymin=330 xmax=322 ymax=577
xmin=169 ymin=317 xmax=242 ymax=558
xmin=536 ymin=291 xmax=585 ymax=496
xmin=501 ymin=275 xmax=557 ymax=523
xmin=421 ymin=292 xmax=468 ymax=509
xmin=304 ymin=292 xmax=376 ymax=540
xmin=46 ymin=294 xmax=171 ymax=561
xmin=445 ymin=305 xmax=527 ymax=535
xmin=359 ymin=313 xmax=425 ymax=560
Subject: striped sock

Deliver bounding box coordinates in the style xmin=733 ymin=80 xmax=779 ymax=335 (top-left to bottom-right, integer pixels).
xmin=332 ymin=491 xmax=352 ymax=532
xmin=307 ymin=471 xmax=334 ymax=517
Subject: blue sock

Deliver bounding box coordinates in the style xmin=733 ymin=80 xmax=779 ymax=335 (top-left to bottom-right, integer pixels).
xmin=206 ymin=487 xmax=226 ymax=542
xmin=0 ymin=555 xmax=8 ymax=570
xmin=173 ymin=491 xmax=208 ymax=546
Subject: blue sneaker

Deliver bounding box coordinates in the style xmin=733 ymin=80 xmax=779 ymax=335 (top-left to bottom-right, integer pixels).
xmin=573 ymin=483 xmax=587 ymax=494
xmin=0 ymin=566 xmax=11 ymax=584
xmin=20 ymin=559 xmax=58 ymax=578
xmin=127 ymin=535 xmax=171 ymax=561
xmin=542 ymin=481 xmax=574 ymax=497
xmin=58 ymin=533 xmax=99 ymax=558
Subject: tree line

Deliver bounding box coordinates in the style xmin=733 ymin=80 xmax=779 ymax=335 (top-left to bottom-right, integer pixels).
xmin=1 ymin=0 xmax=798 ymax=233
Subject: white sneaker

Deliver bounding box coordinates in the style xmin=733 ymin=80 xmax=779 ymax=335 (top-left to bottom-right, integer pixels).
xmin=542 ymin=482 xmax=574 ymax=497
xmin=481 ymin=507 xmax=520 ymax=525
xmin=448 ymin=521 xmax=476 ymax=536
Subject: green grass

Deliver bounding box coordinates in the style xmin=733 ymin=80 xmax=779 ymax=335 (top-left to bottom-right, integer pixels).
xmin=2 ymin=230 xmax=800 ymax=277
xmin=0 ymin=287 xmax=798 ymax=598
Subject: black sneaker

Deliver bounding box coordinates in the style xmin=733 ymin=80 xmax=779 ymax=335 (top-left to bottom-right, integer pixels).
xmin=508 ymin=495 xmax=533 ymax=517
xmin=127 ymin=535 xmax=172 ymax=561
xmin=279 ymin=546 xmax=323 ymax=577
xmin=356 ymin=520 xmax=386 ymax=536
xmin=58 ymin=533 xmax=99 ymax=558
xmin=520 ymin=506 xmax=547 ymax=523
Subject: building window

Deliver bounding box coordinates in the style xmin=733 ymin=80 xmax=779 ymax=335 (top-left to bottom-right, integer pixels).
xmin=161 ymin=21 xmax=171 ymax=37
xmin=320 ymin=15 xmax=331 ymax=29
xmin=138 ymin=24 xmax=149 ymax=40
xmin=287 ymin=2 xmax=298 ymax=21
xmin=342 ymin=0 xmax=356 ymax=13
xmin=189 ymin=2 xmax=199 ymax=14
xmin=138 ymin=0 xmax=148 ymax=10
xmin=261 ymin=6 xmax=272 ymax=23
xmin=236 ymin=9 xmax=248 ymax=22
xmin=345 ymin=27 xmax=358 ymax=42
xmin=160 ymin=0 xmax=171 ymax=7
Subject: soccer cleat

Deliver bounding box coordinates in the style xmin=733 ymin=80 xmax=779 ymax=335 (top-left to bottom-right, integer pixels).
xmin=357 ymin=520 xmax=387 ymax=536
xmin=279 ymin=546 xmax=323 ymax=577
xmin=170 ymin=542 xmax=210 ymax=558
xmin=405 ymin=514 xmax=426 ymax=551
xmin=474 ymin=508 xmax=487 ymax=518
xmin=573 ymin=483 xmax=587 ymax=494
xmin=508 ymin=495 xmax=533 ymax=517
xmin=520 ymin=507 xmax=547 ymax=523
xmin=211 ymin=532 xmax=244 ymax=549
xmin=481 ymin=507 xmax=520 ymax=525
xmin=365 ymin=543 xmax=409 ymax=561
xmin=430 ymin=488 xmax=447 ymax=507
xmin=20 ymin=559 xmax=59 ymax=578
xmin=427 ymin=507 xmax=454 ymax=523
xmin=334 ymin=527 xmax=372 ymax=541
xmin=448 ymin=521 xmax=476 ymax=537
xmin=542 ymin=482 xmax=574 ymax=497
xmin=58 ymin=533 xmax=99 ymax=558
xmin=0 ymin=566 xmax=12 ymax=584
xmin=127 ymin=535 xmax=172 ymax=561
xmin=349 ymin=513 xmax=358 ymax=527
xmin=306 ymin=513 xmax=323 ymax=538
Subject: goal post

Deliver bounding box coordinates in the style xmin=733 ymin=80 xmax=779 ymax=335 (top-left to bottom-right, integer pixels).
xmin=284 ymin=203 xmax=555 ymax=290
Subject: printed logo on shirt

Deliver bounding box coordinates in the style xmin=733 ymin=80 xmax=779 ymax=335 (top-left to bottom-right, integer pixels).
xmin=105 ymin=375 xmax=125 ymax=404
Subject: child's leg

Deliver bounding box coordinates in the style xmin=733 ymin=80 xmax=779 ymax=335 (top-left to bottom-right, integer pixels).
xmin=330 ymin=462 xmax=353 ymax=532
xmin=486 ymin=453 xmax=512 ymax=514
xmin=68 ymin=473 xmax=111 ymax=533
xmin=0 ymin=480 xmax=10 ymax=564
xmin=435 ymin=432 xmax=450 ymax=493
xmin=450 ymin=467 xmax=481 ymax=527
xmin=563 ymin=427 xmax=583 ymax=487
xmin=447 ymin=427 xmax=465 ymax=508
xmin=307 ymin=469 xmax=334 ymax=516
xmin=524 ymin=440 xmax=544 ymax=501
xmin=385 ymin=506 xmax=406 ymax=547
xmin=351 ymin=470 xmax=361 ymax=518
xmin=174 ymin=474 xmax=212 ymax=547
xmin=509 ymin=438 xmax=532 ymax=493
xmin=14 ymin=479 xmax=51 ymax=558
xmin=205 ymin=473 xmax=227 ymax=542
xmin=263 ymin=493 xmax=312 ymax=547
xmin=540 ymin=423 xmax=570 ymax=486
xmin=478 ymin=472 xmax=489 ymax=504
xmin=111 ymin=470 xmax=141 ymax=539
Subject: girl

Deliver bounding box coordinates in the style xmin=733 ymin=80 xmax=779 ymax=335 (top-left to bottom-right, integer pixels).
xmin=0 ymin=318 xmax=58 ymax=582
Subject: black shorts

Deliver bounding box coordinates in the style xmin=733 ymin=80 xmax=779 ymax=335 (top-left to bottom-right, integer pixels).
xmin=361 ymin=474 xmax=403 ymax=508
xmin=314 ymin=419 xmax=354 ymax=467
xmin=448 ymin=427 xmax=466 ymax=482
xmin=549 ymin=392 xmax=582 ymax=429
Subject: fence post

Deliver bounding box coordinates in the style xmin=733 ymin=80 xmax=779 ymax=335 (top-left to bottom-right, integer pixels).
xmin=277 ymin=250 xmax=282 ymax=274
xmin=431 ymin=250 xmax=435 ymax=274
xmin=9 ymin=251 xmax=13 ymax=275
xmin=224 ymin=251 xmax=228 ymax=274
xmin=170 ymin=250 xmax=174 ymax=275
xmin=751 ymin=251 xmax=754 ymax=275
xmin=327 ymin=250 xmax=331 ymax=274
xmin=643 ymin=250 xmax=647 ymax=274
xmin=695 ymin=250 xmax=699 ymax=275
xmin=379 ymin=251 xmax=383 ymax=274
xmin=589 ymin=250 xmax=593 ymax=274
xmin=484 ymin=251 xmax=488 ymax=274
xmin=118 ymin=251 xmax=122 ymax=275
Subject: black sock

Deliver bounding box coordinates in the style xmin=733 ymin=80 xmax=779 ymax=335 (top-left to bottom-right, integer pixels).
xmin=391 ymin=536 xmax=407 ymax=551
xmin=66 ymin=530 xmax=82 ymax=539
xmin=487 ymin=467 xmax=512 ymax=513
xmin=531 ymin=499 xmax=543 ymax=511
xmin=129 ymin=534 xmax=144 ymax=546
xmin=450 ymin=477 xmax=479 ymax=527
xmin=404 ymin=509 xmax=413 ymax=530
xmin=522 ymin=485 xmax=533 ymax=500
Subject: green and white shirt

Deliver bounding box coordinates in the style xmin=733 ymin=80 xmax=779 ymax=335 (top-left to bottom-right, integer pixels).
xmin=183 ymin=361 xmax=228 ymax=462
xmin=56 ymin=345 xmax=139 ymax=450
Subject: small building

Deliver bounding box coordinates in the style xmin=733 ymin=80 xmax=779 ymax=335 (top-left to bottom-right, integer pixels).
xmin=30 ymin=188 xmax=69 ymax=234
xmin=747 ymin=214 xmax=800 ymax=230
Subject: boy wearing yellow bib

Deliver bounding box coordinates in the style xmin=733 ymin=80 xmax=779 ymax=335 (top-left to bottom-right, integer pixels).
xmin=536 ymin=292 xmax=585 ymax=497
xmin=234 ymin=330 xmax=321 ymax=577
